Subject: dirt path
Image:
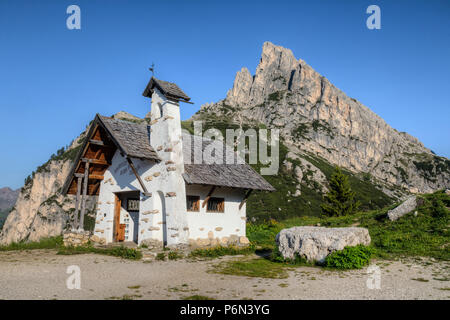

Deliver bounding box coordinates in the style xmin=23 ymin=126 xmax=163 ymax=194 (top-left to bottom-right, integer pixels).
xmin=0 ymin=250 xmax=448 ymax=300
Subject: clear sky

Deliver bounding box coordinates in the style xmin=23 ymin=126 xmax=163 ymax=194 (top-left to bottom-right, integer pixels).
xmin=0 ymin=0 xmax=449 ymax=189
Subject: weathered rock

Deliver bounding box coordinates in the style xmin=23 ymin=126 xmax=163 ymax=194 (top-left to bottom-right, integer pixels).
xmin=220 ymin=237 xmax=229 ymax=245
xmin=276 ymin=226 xmax=371 ymax=262
xmin=90 ymin=235 xmax=100 ymax=243
xmin=63 ymin=230 xmax=91 ymax=247
xmin=196 ymin=238 xmax=210 ymax=247
xmin=112 ymin=111 xmax=142 ymax=122
xmin=228 ymin=234 xmax=239 ymax=245
xmin=239 ymin=236 xmax=250 ymax=245
xmin=387 ymin=196 xmax=417 ymax=221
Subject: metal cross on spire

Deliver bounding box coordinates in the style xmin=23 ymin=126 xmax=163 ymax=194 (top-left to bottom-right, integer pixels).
xmin=149 ymin=63 xmax=155 ymax=76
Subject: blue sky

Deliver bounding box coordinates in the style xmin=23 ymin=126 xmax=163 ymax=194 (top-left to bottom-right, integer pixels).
xmin=0 ymin=0 xmax=449 ymax=189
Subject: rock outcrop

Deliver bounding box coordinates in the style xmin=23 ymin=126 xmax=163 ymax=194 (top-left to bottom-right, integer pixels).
xmin=387 ymin=196 xmax=417 ymax=221
xmin=276 ymin=226 xmax=371 ymax=262
xmin=194 ymin=42 xmax=450 ymax=195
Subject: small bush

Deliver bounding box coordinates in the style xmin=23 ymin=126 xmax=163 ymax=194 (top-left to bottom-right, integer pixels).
xmin=168 ymin=251 xmax=183 ymax=260
xmin=324 ymin=245 xmax=374 ymax=269
xmin=156 ymin=252 xmax=166 ymax=261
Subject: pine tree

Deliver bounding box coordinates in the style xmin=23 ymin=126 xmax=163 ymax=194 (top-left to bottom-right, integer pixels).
xmin=321 ymin=166 xmax=360 ymax=217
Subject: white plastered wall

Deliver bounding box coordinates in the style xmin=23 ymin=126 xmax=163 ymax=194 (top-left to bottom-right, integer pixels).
xmin=185 ymin=185 xmax=247 ymax=240
xmin=93 ymin=88 xmax=189 ymax=245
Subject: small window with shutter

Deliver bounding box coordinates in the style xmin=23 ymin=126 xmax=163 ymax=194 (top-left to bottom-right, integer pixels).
xmin=206 ymin=197 xmax=225 ymax=213
xmin=186 ymin=195 xmax=200 ymax=212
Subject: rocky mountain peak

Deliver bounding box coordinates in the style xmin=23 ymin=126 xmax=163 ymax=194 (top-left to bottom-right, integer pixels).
xmin=197 ymin=42 xmax=450 ymax=194
xmin=225 ymin=41 xmax=301 ymax=106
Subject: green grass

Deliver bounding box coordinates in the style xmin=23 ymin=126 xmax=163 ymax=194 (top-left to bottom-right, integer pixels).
xmin=0 ymin=235 xmax=143 ymax=261
xmin=57 ymin=245 xmax=143 ymax=260
xmin=0 ymin=236 xmax=63 ymax=251
xmin=168 ymin=250 xmax=183 ymax=260
xmin=156 ymin=252 xmax=166 ymax=261
xmin=247 ymin=190 xmax=450 ymax=261
xmin=127 ymin=285 xmax=141 ymax=289
xmin=189 ymin=245 xmax=254 ymax=258
xmin=212 ymin=258 xmax=289 ymax=279
xmin=247 ymin=148 xmax=393 ymax=221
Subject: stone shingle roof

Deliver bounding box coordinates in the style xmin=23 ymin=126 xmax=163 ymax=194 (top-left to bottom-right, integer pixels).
xmin=142 ymin=77 xmax=190 ymax=102
xmin=64 ymin=115 xmax=274 ymax=192
xmin=181 ymin=133 xmax=275 ymax=191
xmin=99 ymin=116 xmax=159 ymax=161
xmin=100 ymin=117 xmax=273 ymax=191
xmin=183 ymin=164 xmax=274 ymax=191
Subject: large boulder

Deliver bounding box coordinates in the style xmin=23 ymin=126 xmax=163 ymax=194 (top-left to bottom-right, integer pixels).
xmin=387 ymin=196 xmax=417 ymax=221
xmin=276 ymin=226 xmax=371 ymax=262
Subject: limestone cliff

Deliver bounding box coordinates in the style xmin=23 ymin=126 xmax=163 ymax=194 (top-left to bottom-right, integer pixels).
xmin=0 ymin=123 xmax=97 ymax=244
xmin=194 ymin=42 xmax=450 ymax=195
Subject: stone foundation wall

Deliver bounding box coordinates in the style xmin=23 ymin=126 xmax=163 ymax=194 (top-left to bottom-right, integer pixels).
xmin=188 ymin=234 xmax=250 ymax=248
xmin=63 ymin=230 xmax=106 ymax=247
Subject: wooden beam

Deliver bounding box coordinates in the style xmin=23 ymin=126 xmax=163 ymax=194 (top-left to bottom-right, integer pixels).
xmin=73 ymin=176 xmax=82 ymax=230
xmin=88 ymin=139 xmax=114 ymax=149
xmin=89 ymin=139 xmax=104 ymax=146
xmin=78 ymin=162 xmax=89 ymax=231
xmin=91 ymin=180 xmax=101 ymax=195
xmin=88 ymin=174 xmax=104 ymax=180
xmin=239 ymin=189 xmax=253 ymax=210
xmin=126 ymin=157 xmax=151 ymax=197
xmin=93 ymin=148 xmax=103 ymax=160
xmin=81 ymin=158 xmax=110 ymax=165
xmin=202 ymin=186 xmax=216 ymax=208
xmin=74 ymin=173 xmax=104 ymax=180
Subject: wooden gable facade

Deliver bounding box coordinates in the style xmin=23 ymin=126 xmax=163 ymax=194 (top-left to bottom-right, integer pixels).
xmin=65 ymin=119 xmax=117 ymax=196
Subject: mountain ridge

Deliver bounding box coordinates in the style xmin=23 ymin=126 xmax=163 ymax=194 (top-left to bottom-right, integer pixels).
xmin=0 ymin=187 xmax=19 ymax=211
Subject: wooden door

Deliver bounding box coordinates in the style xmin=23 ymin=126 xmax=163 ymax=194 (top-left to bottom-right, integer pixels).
xmin=114 ymin=195 xmax=125 ymax=241
xmin=117 ymin=224 xmax=126 ymax=242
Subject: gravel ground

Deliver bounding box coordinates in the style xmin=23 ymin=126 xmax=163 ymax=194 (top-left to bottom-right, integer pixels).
xmin=0 ymin=249 xmax=448 ymax=300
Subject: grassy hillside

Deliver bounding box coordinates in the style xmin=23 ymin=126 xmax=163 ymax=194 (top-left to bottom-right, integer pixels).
xmin=181 ymin=118 xmax=393 ymax=222
xmin=247 ymin=190 xmax=450 ymax=260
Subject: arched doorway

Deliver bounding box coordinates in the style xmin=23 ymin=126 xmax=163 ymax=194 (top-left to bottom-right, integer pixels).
xmin=153 ymin=191 xmax=167 ymax=246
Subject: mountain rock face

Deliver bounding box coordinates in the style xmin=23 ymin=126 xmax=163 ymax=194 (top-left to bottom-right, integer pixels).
xmin=0 ymin=187 xmax=19 ymax=211
xmin=0 ymin=125 xmax=97 ymax=244
xmin=195 ymin=42 xmax=450 ymax=194
xmin=0 ymin=111 xmax=141 ymax=244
